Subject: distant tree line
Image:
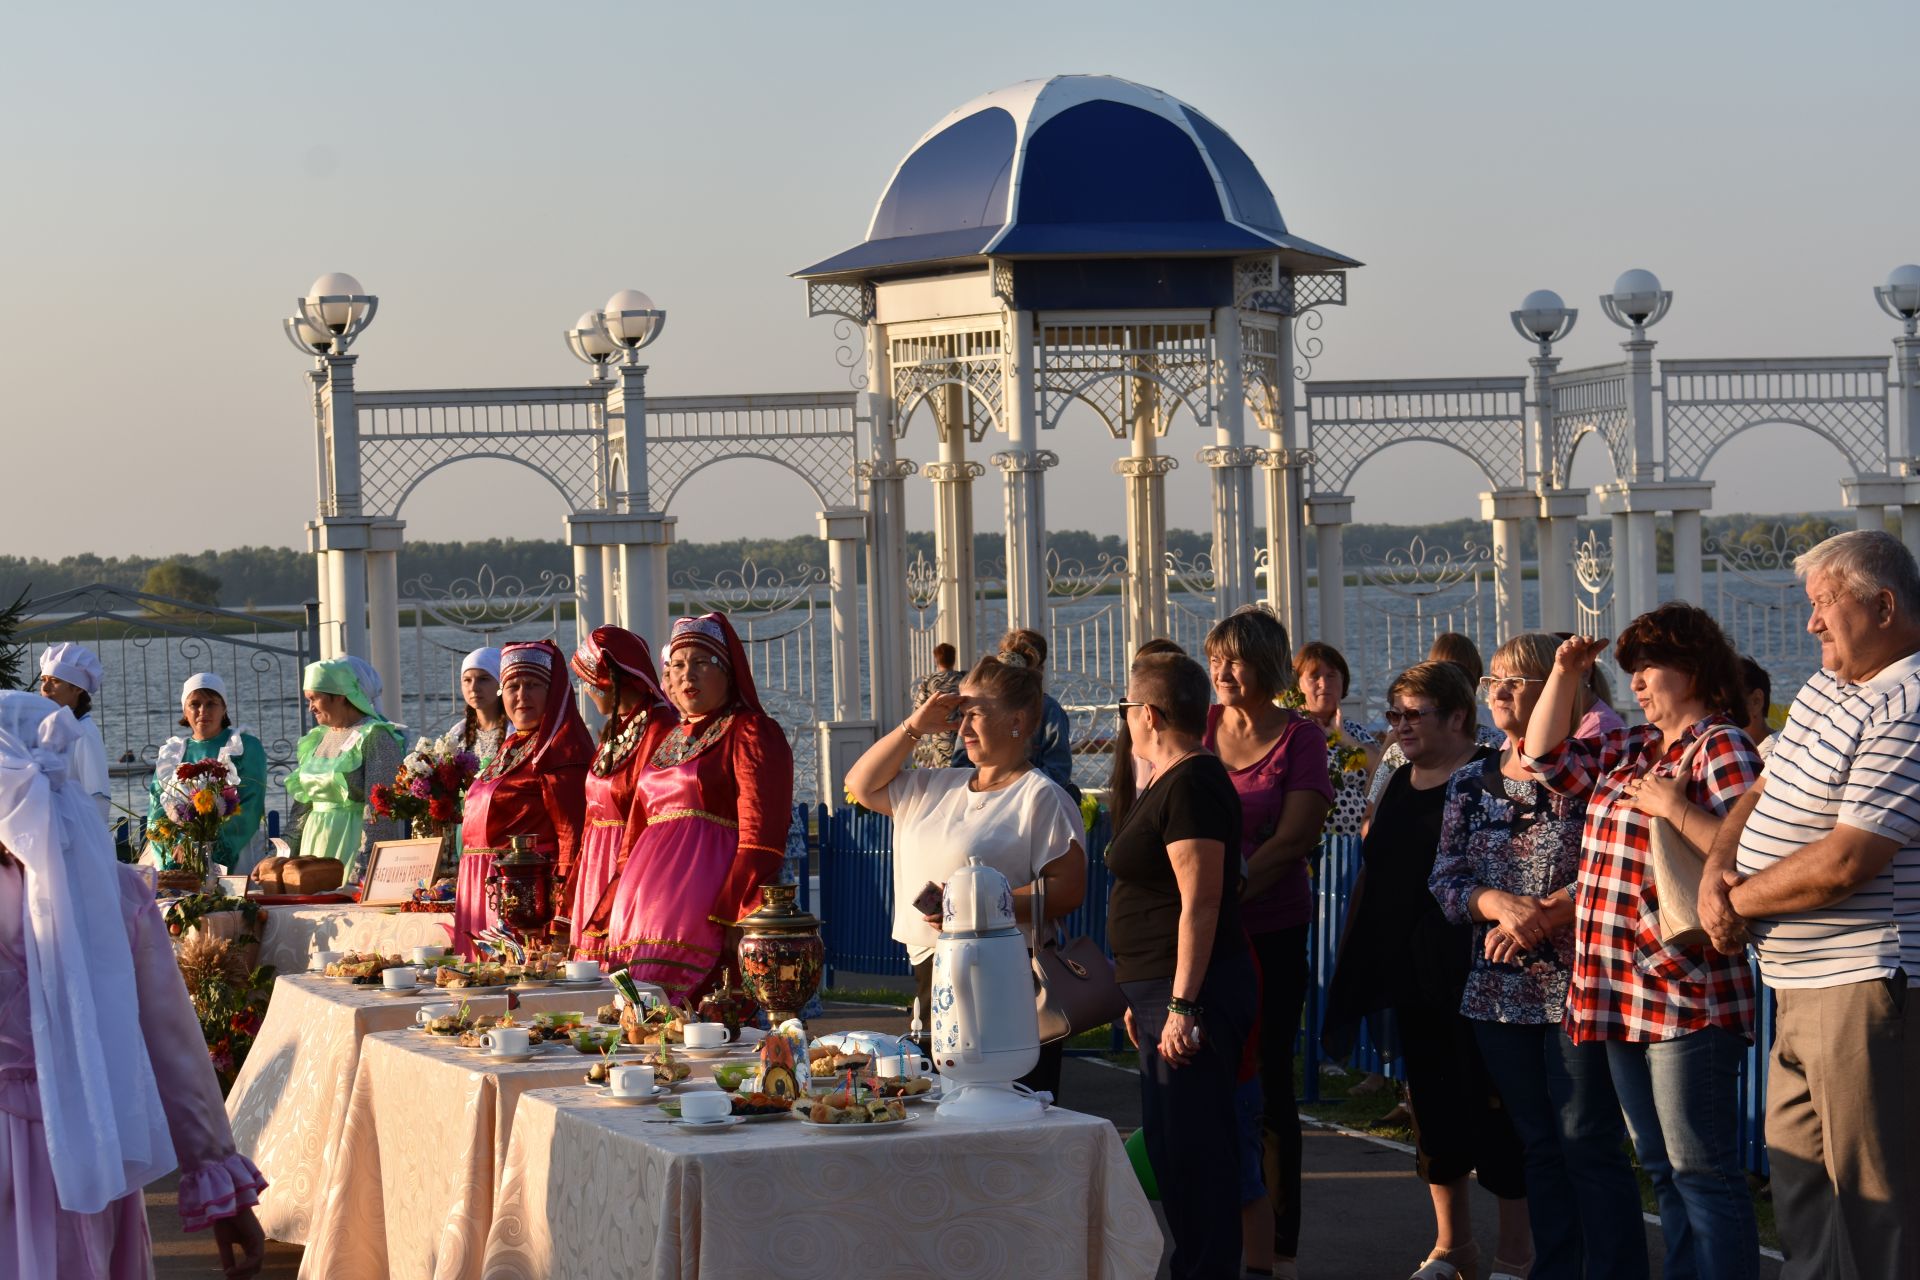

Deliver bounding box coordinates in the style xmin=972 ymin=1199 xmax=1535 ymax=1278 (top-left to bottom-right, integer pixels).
xmin=0 ymin=511 xmax=1860 ymax=610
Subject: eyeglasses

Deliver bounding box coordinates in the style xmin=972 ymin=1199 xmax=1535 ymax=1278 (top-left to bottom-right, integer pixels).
xmin=1477 ymin=676 xmax=1546 ymax=700
xmin=1383 ymin=706 xmax=1437 ymax=727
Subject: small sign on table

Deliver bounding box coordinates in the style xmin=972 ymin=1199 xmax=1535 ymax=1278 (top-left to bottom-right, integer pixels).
xmin=359 ymin=837 xmax=444 ymax=906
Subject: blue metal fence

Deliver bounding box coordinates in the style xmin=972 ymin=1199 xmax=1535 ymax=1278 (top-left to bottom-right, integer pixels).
xmin=800 ymin=813 xmax=1776 ymax=1174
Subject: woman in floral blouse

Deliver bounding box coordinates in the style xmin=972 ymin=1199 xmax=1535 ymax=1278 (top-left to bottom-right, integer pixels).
xmin=1523 ymin=608 xmax=1762 ymax=1280
xmin=1430 ymin=634 xmax=1646 ymax=1280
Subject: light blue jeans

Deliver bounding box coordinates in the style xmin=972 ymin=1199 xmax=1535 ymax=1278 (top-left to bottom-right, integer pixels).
xmin=1605 ymin=1028 xmax=1759 ymax=1280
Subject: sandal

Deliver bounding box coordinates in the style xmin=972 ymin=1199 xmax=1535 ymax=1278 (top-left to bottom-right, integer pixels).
xmin=1488 ymin=1259 xmax=1532 ymax=1280
xmin=1410 ymin=1243 xmax=1479 ymax=1279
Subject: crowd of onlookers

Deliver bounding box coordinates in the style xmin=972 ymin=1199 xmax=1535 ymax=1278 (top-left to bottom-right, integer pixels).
xmin=878 ymin=527 xmax=1918 ymax=1280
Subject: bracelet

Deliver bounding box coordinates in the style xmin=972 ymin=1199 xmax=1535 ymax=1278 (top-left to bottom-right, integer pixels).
xmin=1167 ymin=996 xmax=1202 ymax=1017
xmin=901 ymin=722 xmax=926 ymax=742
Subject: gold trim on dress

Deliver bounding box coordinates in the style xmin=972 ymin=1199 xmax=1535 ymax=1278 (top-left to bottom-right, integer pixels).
xmin=588 ymin=817 xmax=628 ymax=828
xmin=645 ymin=808 xmax=738 ymax=829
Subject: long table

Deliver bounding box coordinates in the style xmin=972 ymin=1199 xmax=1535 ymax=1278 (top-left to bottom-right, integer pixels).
xmin=255 ymin=905 xmax=456 ymax=976
xmin=297 ymin=1025 xmax=727 ymax=1280
xmin=225 ymin=975 xmax=634 ymax=1248
xmin=480 ymin=1087 xmax=1164 ymax=1280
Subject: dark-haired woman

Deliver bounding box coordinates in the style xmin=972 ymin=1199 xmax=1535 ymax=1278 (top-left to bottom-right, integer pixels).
xmin=1204 ymin=608 xmax=1331 ymax=1280
xmin=1108 ymin=651 xmax=1258 ymax=1280
xmin=1523 ymin=605 xmax=1762 ymax=1280
xmin=566 ymin=628 xmax=676 ymax=959
xmin=436 ymin=647 xmax=508 ymax=771
xmin=147 ymin=673 xmax=267 ymax=872
xmin=1294 ymin=641 xmax=1378 ymax=838
xmin=846 ymin=639 xmax=1087 ymax=1097
xmin=1105 ymin=638 xmax=1187 ymax=833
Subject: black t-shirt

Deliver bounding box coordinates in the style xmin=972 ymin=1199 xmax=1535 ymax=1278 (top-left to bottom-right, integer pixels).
xmin=1104 ymin=754 xmax=1244 ymax=983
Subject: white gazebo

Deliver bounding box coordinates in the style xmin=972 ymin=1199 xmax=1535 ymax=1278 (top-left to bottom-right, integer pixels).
xmin=795 ymin=74 xmax=1359 ymax=728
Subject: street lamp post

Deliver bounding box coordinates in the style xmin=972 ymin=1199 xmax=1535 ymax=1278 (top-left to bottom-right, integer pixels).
xmin=1511 ymin=290 xmax=1579 ymax=630
xmin=1597 ymin=269 xmax=1673 ymax=620
xmin=1878 ymin=265 xmax=1920 ymax=553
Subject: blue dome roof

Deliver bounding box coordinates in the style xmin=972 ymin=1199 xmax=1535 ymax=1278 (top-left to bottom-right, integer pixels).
xmin=797 ymin=75 xmax=1356 ymax=279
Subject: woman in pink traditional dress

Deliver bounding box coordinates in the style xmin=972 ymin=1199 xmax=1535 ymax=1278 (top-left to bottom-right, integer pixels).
xmin=565 ymin=626 xmax=677 ymax=959
xmin=453 ymin=640 xmax=592 ymax=957
xmin=0 ymin=691 xmax=267 ymax=1280
xmin=582 ymin=612 xmax=794 ymax=1000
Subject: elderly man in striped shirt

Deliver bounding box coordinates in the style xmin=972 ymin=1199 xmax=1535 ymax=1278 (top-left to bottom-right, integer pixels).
xmin=1707 ymin=530 xmax=1920 ymax=1280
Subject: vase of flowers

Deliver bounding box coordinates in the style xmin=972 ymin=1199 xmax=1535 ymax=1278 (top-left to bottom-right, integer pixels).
xmin=149 ymin=757 xmax=242 ymax=893
xmin=370 ymin=739 xmax=481 ymax=866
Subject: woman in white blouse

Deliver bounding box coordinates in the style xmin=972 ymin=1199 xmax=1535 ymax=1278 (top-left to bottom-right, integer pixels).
xmin=845 ymin=639 xmax=1088 ymax=1098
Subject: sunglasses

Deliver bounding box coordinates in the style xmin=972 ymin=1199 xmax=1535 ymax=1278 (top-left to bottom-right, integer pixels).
xmin=1384 ymin=706 xmax=1440 ymax=727
xmin=1115 ymin=699 xmax=1162 ymax=719
xmin=1477 ymin=676 xmax=1546 ymax=700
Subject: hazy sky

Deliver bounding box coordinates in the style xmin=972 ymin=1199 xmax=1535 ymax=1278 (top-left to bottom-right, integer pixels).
xmin=4 ymin=0 xmax=1916 ymax=559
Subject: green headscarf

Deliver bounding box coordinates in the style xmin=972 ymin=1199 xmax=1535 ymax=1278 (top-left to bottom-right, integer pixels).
xmin=302 ymin=658 xmax=381 ymax=719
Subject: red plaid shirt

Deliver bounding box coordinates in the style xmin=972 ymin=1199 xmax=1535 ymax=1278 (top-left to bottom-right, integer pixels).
xmin=1524 ymin=716 xmax=1759 ymax=1045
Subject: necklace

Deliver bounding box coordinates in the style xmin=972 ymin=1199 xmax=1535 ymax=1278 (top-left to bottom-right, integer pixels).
xmin=966 ymin=766 xmax=1029 ymax=811
xmin=1146 ymin=749 xmax=1203 ymax=787
xmin=592 ymin=708 xmax=651 ymax=776
xmin=651 ymin=712 xmax=734 ymax=769
xmin=482 ymin=729 xmax=538 ymax=780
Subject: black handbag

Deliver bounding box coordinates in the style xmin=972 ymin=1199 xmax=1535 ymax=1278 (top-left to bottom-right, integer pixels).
xmin=1029 ymin=875 xmax=1127 ymax=1045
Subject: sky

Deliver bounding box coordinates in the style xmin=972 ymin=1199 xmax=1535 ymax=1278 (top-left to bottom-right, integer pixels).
xmin=3 ymin=0 xmax=1917 ymax=559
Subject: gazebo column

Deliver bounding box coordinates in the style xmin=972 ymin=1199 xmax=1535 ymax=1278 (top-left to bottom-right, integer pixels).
xmin=608 ymin=361 xmax=675 ymax=646
xmin=318 ymin=520 xmax=370 ymax=662
xmin=998 ymin=309 xmax=1052 ymax=634
xmin=861 ymin=324 xmax=915 ymax=729
xmin=1894 ymin=334 xmax=1920 ymax=557
xmin=316 ymin=352 xmax=369 ymax=661
xmin=307 ymin=522 xmax=334 ymax=658
xmin=1536 ymin=489 xmax=1587 ymax=632
xmin=1208 ymin=306 xmax=1258 ymax=618
xmin=925 ymin=396 xmax=983 ymax=668
xmin=600 ymin=547 xmax=619 ymax=629
xmin=366 ymin=519 xmax=404 ymax=717
xmin=1307 ymin=494 xmax=1352 ymax=656
xmin=1117 ymin=384 xmax=1172 ymax=657
xmin=1479 ymin=489 xmax=1534 ymax=638
xmin=567 ymin=514 xmax=612 ymax=650
xmin=1267 ymin=316 xmax=1310 ymax=635
xmin=1665 ymin=484 xmax=1713 ymax=605
xmin=1598 ymin=484 xmax=1662 ymax=622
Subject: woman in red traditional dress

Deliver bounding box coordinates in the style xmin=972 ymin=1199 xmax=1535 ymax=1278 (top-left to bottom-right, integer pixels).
xmin=565 ymin=626 xmax=677 ymax=960
xmin=582 ymin=612 xmax=794 ymax=1000
xmin=453 ymin=639 xmax=592 ymax=957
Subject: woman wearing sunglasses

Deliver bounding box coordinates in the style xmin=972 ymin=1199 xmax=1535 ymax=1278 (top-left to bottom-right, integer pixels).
xmin=1428 ymin=636 xmax=1646 ymax=1280
xmin=1325 ymin=661 xmax=1528 ymax=1280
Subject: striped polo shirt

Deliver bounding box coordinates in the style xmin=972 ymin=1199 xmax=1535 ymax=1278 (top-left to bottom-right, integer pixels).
xmin=1736 ymin=651 xmax=1920 ymax=988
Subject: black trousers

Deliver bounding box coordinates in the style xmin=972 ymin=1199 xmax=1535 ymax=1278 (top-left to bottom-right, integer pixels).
xmin=1250 ymin=924 xmax=1311 ymax=1258
xmin=1125 ymin=952 xmax=1258 ymax=1280
xmin=910 ymin=956 xmax=1065 ymax=1098
xmin=1395 ymin=997 xmax=1527 ymax=1197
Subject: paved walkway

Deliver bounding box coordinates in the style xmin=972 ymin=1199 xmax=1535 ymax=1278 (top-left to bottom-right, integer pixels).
xmin=148 ymin=998 xmax=1783 ymax=1278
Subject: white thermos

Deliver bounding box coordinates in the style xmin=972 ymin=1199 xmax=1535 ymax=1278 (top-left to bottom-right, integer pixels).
xmin=930 ymin=858 xmax=1046 ymax=1123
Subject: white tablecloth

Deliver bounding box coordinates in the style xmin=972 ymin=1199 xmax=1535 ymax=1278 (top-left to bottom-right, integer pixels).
xmin=481 ymin=1088 xmax=1163 ymax=1280
xmin=226 ymin=975 xmax=625 ymax=1247
xmin=256 ymin=905 xmax=456 ymax=976
xmin=297 ymin=1021 xmax=708 ymax=1280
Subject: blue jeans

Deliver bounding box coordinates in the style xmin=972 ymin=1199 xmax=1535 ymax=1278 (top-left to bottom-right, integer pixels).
xmin=1474 ymin=1021 xmax=1648 ymax=1280
xmin=1606 ymin=1029 xmax=1759 ymax=1280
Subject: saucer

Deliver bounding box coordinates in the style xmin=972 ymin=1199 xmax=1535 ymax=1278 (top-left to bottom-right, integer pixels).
xmin=678 ymin=1043 xmax=754 ymax=1060
xmin=670 ymin=1116 xmax=744 ymax=1134
xmin=482 ymin=1048 xmax=544 ymax=1063
xmin=377 ymin=985 xmax=427 ymax=996
xmin=551 ymin=976 xmax=607 ymax=988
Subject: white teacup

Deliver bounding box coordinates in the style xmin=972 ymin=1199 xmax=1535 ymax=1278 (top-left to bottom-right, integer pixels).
xmin=564 ymin=959 xmax=600 ymax=983
xmin=482 ymin=1027 xmax=532 ymax=1056
xmin=410 ymin=945 xmax=445 ymax=965
xmin=415 ymin=1002 xmax=457 ymax=1027
xmin=609 ymin=1065 xmax=655 ymax=1098
xmin=683 ymin=1022 xmax=727 ymax=1049
xmin=310 ymin=949 xmax=343 ymax=973
xmin=383 ymin=966 xmax=420 ymax=990
xmin=874 ymin=1052 xmax=933 ymax=1080
xmin=678 ymin=1090 xmax=731 ymax=1122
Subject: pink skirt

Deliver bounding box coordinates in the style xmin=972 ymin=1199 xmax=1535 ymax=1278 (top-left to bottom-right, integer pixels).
xmin=1 ymin=1097 xmax=149 ymax=1280
xmin=566 ymin=819 xmax=627 ymax=957
xmin=597 ymin=812 xmax=735 ymax=1000
xmin=453 ymin=849 xmax=498 ymax=959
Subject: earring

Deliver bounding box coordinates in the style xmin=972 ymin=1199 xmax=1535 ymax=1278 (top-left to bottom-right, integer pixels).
xmin=1011 ymin=728 xmax=1022 ymax=738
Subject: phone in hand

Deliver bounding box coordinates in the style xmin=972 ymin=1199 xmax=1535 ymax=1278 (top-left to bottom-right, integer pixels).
xmin=912 ymin=882 xmax=945 ymax=916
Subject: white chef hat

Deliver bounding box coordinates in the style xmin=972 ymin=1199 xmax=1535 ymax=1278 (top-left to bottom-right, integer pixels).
xmin=461 ymin=647 xmax=502 ymax=680
xmin=38 ymin=643 xmax=103 ymax=696
xmin=180 ymin=671 xmax=229 ymax=706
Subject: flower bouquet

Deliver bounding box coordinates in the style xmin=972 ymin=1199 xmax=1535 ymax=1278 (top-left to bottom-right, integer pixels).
xmin=150 ymin=757 xmax=242 ymax=890
xmin=370 ymin=739 xmax=480 ymax=833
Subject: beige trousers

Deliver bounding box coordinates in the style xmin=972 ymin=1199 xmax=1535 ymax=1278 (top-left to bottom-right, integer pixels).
xmin=1766 ymin=974 xmax=1918 ymax=1280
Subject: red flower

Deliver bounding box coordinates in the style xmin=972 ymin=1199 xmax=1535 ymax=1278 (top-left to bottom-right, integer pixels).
xmin=369 ymin=785 xmax=394 ymax=818
xmin=435 ymin=762 xmax=460 ymax=792
xmin=428 ymin=796 xmax=455 ymax=823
